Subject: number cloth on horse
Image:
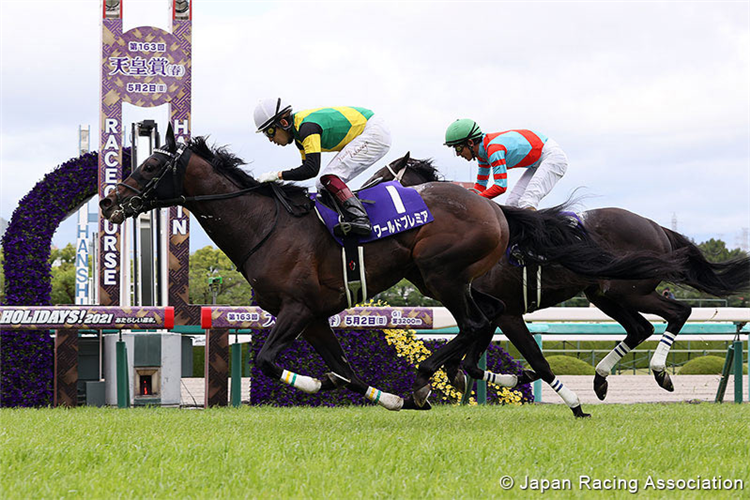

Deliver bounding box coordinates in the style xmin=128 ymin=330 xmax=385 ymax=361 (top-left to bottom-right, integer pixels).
xmin=313 ymin=181 xmax=433 ymax=245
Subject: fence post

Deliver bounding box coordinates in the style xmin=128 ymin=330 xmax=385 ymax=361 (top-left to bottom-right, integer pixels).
xmin=116 ymin=337 xmax=129 ymax=408
xmin=533 ymin=334 xmax=543 ymax=403
xmin=715 ymin=344 xmax=735 ymax=403
xmin=204 ymin=327 xmax=229 ymax=407
xmin=230 ymin=333 xmax=242 ymax=407
xmin=54 ymin=329 xmax=79 ymax=407
xmin=477 ymin=350 xmax=487 ymax=404
xmin=460 ymin=377 xmax=475 ymax=405
xmin=733 ymin=340 xmax=743 ymax=403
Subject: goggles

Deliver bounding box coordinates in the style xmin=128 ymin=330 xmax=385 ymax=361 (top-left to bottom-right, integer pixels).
xmin=263 ymin=126 xmax=277 ymax=138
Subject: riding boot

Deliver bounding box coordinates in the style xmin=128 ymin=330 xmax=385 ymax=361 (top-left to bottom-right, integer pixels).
xmin=339 ymin=196 xmax=372 ymax=236
xmin=320 ymin=174 xmax=372 ymax=237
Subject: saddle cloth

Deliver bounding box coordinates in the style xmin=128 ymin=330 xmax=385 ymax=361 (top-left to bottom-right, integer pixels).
xmin=312 ymin=181 xmax=433 ymax=245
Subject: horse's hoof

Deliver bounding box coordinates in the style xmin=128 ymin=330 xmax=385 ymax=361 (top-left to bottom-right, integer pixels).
xmin=402 ymin=396 xmax=432 ymax=411
xmin=413 ymin=384 xmax=432 ymax=408
xmin=452 ymin=369 xmax=468 ymax=394
xmin=516 ymin=369 xmax=538 ymax=386
xmin=571 ymin=405 xmax=591 ymax=418
xmin=593 ymin=373 xmax=608 ymax=401
xmin=653 ymin=370 xmax=674 ymax=392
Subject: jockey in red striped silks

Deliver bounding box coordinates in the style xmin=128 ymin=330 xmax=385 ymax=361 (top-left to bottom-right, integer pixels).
xmin=444 ymin=119 xmax=568 ymax=210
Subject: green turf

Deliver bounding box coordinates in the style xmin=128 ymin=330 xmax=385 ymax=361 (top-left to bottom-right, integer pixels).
xmin=2 ymin=404 xmax=748 ymax=499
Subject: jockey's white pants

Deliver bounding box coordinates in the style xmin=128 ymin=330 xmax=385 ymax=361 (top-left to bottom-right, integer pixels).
xmin=505 ymin=138 xmax=568 ymax=209
xmin=316 ymin=115 xmax=392 ymax=190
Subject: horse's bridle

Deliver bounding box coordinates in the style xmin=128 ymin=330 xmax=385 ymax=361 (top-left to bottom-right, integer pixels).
xmin=386 ymin=162 xmax=408 ymax=183
xmin=115 ymin=143 xmax=190 ymax=217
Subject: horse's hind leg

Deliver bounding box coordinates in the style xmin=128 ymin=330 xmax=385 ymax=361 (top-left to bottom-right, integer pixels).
xmin=458 ymin=289 xmax=507 ymax=380
xmin=497 ymin=315 xmax=590 ymax=418
xmin=302 ymin=319 xmax=415 ymax=411
xmin=255 ymin=303 xmax=325 ymax=394
xmin=595 ymin=290 xmax=691 ymax=393
xmin=443 ymin=288 xmax=506 ymax=393
xmin=586 ymin=289 xmax=662 ymax=399
xmin=412 ymin=283 xmax=495 ymax=407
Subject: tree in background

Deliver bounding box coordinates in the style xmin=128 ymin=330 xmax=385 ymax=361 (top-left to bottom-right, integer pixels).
xmin=372 ymin=278 xmax=441 ymax=307
xmin=189 ymin=246 xmax=253 ymax=305
xmin=49 ymin=243 xmax=76 ymax=305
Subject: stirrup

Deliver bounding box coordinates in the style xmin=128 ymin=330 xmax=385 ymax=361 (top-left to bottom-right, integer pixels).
xmin=334 ymin=219 xmax=371 ymax=237
xmin=334 ymin=220 xmax=354 ymax=237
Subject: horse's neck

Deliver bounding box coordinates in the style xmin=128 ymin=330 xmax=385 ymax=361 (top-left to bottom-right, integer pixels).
xmin=184 ymin=176 xmax=279 ymax=270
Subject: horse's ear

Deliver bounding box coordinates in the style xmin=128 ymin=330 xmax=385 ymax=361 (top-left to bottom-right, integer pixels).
xmin=392 ymin=151 xmax=410 ymax=171
xmin=165 ymin=123 xmax=177 ymax=153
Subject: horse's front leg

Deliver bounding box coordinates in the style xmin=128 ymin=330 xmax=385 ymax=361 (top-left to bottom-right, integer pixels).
xmin=255 ymin=303 xmax=323 ymax=394
xmin=497 ymin=315 xmax=590 ymax=418
xmin=302 ymin=319 xmax=417 ymax=411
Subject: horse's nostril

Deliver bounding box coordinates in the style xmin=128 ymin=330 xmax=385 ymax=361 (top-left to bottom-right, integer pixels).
xmin=99 ymin=198 xmax=112 ymax=210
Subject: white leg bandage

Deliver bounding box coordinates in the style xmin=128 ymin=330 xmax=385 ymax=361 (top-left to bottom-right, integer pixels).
xmin=650 ymin=331 xmax=677 ymax=372
xmin=483 ymin=371 xmax=518 ymax=387
xmin=280 ymin=370 xmax=322 ymax=394
xmin=596 ymin=342 xmax=632 ymax=377
xmin=550 ymin=377 xmax=580 ymax=408
xmin=365 ymin=386 xmax=404 ymax=411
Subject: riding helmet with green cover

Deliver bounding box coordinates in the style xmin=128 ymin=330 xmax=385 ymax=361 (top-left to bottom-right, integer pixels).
xmin=444 ymin=119 xmax=483 ymax=146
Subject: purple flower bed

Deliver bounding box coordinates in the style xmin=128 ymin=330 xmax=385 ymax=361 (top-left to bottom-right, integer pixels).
xmin=249 ymin=328 xmax=533 ymax=406
xmin=0 ymin=150 xmax=130 ymax=407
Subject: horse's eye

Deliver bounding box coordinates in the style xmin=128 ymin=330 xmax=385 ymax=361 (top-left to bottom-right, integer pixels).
xmin=144 ymin=163 xmax=156 ymax=173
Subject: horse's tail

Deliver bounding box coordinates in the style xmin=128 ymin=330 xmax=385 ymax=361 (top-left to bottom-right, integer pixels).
xmin=499 ymin=205 xmax=687 ymax=281
xmin=662 ymin=228 xmax=750 ymax=296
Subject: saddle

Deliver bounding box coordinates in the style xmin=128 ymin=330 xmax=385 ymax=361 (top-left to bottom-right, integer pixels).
xmin=312 ymin=181 xmax=433 ymax=245
xmin=311 ymin=181 xmax=434 ymax=307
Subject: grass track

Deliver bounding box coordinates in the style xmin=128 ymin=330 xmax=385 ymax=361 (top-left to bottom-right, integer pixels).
xmin=1 ymin=403 xmax=748 ymax=499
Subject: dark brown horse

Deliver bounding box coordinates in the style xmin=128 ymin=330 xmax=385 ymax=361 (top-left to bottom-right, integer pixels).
xmin=99 ymin=127 xmax=688 ymax=413
xmin=370 ymin=154 xmax=750 ymax=414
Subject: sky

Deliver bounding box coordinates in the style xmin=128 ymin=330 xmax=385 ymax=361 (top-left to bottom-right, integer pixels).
xmin=1 ymin=0 xmax=749 ymax=253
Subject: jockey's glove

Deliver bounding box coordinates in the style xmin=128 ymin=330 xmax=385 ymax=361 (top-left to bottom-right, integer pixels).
xmin=258 ymin=171 xmax=280 ymax=183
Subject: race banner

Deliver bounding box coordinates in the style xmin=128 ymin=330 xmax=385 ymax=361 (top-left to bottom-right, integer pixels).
xmin=201 ymin=307 xmax=434 ymax=330
xmin=0 ymin=306 xmax=174 ymax=330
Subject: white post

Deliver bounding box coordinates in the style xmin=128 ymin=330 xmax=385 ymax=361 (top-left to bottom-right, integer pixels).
xmin=75 ymin=125 xmax=91 ymax=305
xmin=75 ymin=206 xmax=90 ymax=305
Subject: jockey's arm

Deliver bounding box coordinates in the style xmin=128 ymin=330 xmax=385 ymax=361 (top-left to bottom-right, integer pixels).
xmin=479 ymin=149 xmax=508 ymax=199
xmin=280 ymin=122 xmax=322 ymax=181
xmin=473 ymin=159 xmax=490 ymax=194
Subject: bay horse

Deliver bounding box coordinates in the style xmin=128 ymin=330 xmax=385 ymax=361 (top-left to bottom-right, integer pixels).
xmin=100 ymin=126 xmax=687 ymax=413
xmin=369 ymin=154 xmax=750 ymax=413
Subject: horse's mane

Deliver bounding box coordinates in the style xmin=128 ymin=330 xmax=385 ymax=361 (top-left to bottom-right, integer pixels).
xmin=188 ymin=136 xmax=309 ymax=198
xmin=403 ymin=157 xmax=443 ymax=183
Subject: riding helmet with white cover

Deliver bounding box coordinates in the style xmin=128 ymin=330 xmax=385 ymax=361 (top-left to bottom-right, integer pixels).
xmin=253 ymin=97 xmax=293 ymax=133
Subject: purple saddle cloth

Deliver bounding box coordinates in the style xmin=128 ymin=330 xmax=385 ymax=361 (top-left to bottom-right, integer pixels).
xmin=312 ymin=181 xmax=433 ymax=245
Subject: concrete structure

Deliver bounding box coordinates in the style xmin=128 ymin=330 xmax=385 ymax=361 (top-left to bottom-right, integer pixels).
xmin=104 ymin=333 xmax=182 ymax=406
